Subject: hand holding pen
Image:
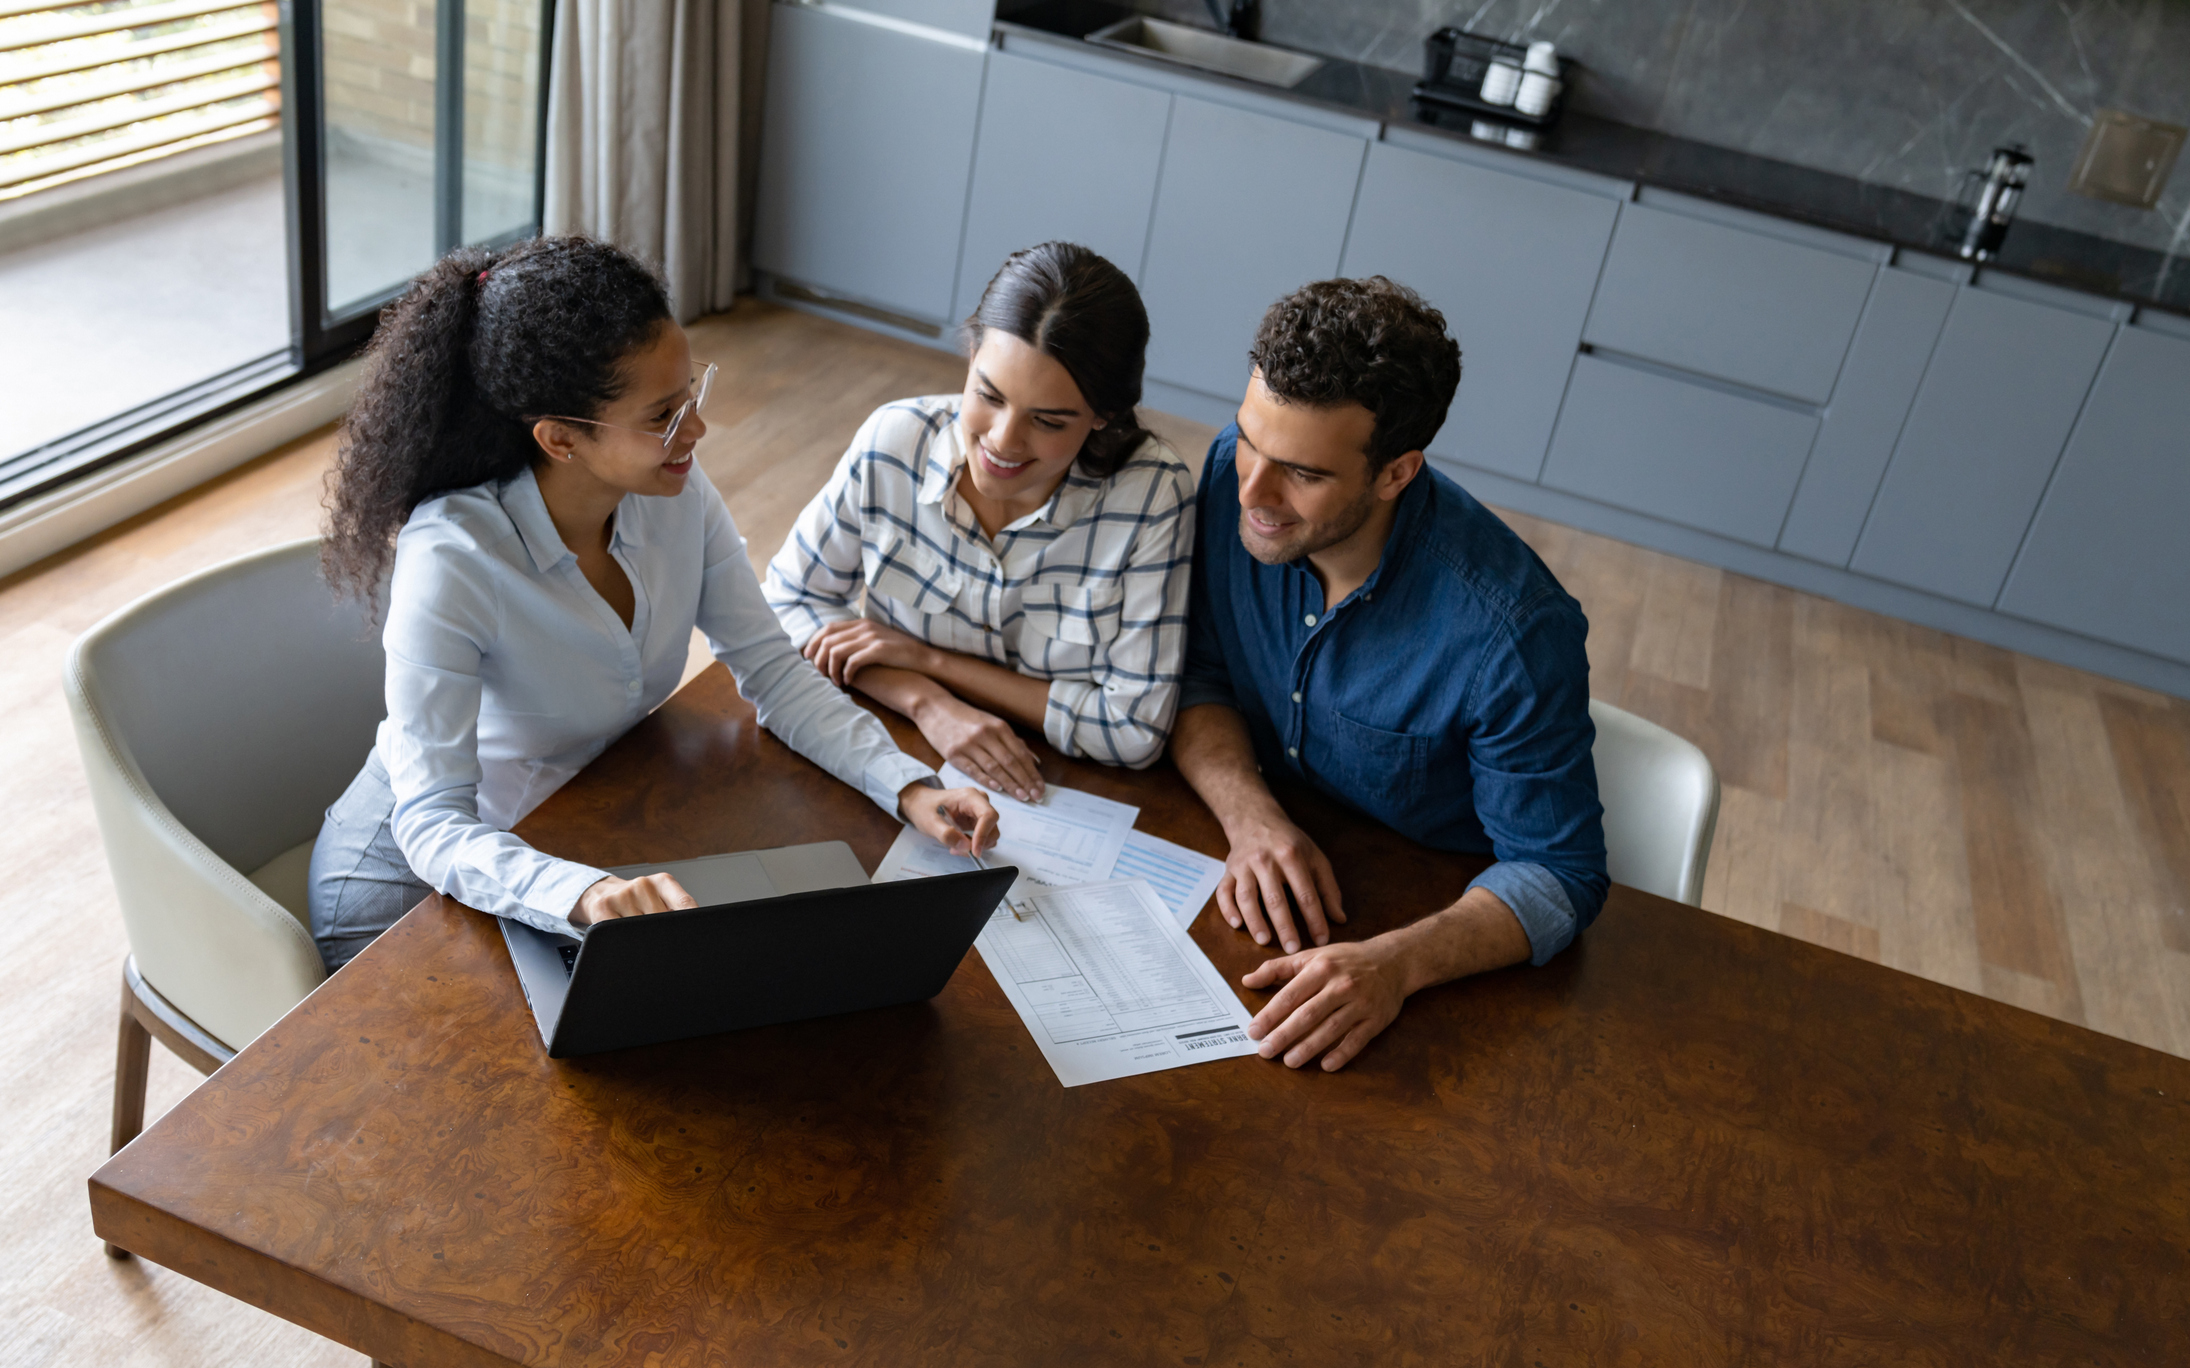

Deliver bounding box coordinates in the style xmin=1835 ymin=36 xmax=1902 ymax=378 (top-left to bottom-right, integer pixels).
xmin=897 ymin=782 xmax=999 ymax=857
xmin=942 ymin=802 xmax=1038 ymax=922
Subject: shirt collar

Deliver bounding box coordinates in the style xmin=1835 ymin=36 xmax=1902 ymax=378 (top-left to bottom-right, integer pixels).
xmin=501 ymin=466 xmax=649 ymax=571
xmin=1355 ymin=467 xmax=1431 ymax=599
xmin=610 ymin=493 xmax=648 ymax=549
xmin=503 ymin=466 xmax=572 ymax=573
xmin=918 ymin=412 xmax=964 ymax=506
xmin=1045 ymin=468 xmax=1102 ymax=529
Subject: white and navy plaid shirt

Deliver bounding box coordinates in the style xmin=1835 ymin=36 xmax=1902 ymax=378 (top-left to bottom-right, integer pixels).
xmin=763 ymin=395 xmax=1196 ymax=768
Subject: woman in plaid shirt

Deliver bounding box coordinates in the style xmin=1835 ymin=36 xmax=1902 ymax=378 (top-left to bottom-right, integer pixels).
xmin=764 ymin=243 xmax=1194 ymax=801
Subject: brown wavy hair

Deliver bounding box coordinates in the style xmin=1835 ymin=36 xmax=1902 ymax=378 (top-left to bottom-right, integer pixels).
xmin=1249 ymin=276 xmax=1462 ymax=472
xmin=322 ymin=236 xmax=673 ymax=601
xmin=962 ymin=241 xmax=1153 ymax=479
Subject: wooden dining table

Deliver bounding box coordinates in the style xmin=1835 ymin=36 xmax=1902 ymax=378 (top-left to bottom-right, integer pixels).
xmin=90 ymin=665 xmax=2190 ymax=1365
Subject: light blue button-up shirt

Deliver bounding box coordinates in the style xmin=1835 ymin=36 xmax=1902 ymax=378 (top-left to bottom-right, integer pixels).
xmin=377 ymin=463 xmax=936 ymax=937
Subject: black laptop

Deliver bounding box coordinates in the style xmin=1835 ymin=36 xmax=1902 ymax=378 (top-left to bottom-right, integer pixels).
xmin=497 ymin=842 xmax=1017 ymax=1058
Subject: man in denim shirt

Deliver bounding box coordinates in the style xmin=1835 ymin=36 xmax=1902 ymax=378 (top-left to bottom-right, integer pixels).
xmin=1174 ymin=277 xmax=1607 ymax=1072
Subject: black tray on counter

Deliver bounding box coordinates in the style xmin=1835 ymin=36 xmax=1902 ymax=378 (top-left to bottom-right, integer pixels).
xmin=1414 ymin=26 xmax=1575 ymax=129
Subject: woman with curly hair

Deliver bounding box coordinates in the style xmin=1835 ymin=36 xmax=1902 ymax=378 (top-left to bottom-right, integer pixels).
xmin=310 ymin=236 xmax=997 ymax=971
xmin=763 ymin=242 xmax=1195 ymax=802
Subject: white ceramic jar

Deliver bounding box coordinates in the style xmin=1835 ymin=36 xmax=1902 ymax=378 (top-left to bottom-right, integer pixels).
xmin=1516 ymin=41 xmax=1562 ymax=116
xmin=1479 ymin=55 xmax=1521 ymax=106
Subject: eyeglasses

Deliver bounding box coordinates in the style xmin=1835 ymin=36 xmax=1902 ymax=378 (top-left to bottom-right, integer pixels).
xmin=542 ymin=362 xmax=716 ymax=450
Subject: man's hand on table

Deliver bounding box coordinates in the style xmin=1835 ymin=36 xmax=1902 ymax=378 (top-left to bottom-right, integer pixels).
xmin=1215 ymin=811 xmax=1347 ymax=954
xmin=1239 ymin=886 xmax=1534 ymax=1070
xmin=901 ymin=781 xmax=1001 ymax=856
xmin=1242 ymin=936 xmax=1411 ymax=1071
xmin=572 ymin=872 xmax=699 ymax=927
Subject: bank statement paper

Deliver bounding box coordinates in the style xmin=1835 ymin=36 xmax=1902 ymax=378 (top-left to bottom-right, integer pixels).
xmin=936 ymin=763 xmax=1136 ymax=889
xmin=975 ymin=879 xmax=1258 ymax=1086
xmin=871 ymin=823 xmax=1223 ymax=929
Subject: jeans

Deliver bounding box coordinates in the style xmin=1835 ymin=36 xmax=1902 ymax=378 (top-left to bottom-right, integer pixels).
xmin=308 ymin=748 xmax=430 ymax=972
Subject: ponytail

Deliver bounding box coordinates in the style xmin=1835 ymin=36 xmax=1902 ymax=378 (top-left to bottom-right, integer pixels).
xmin=323 ymin=236 xmax=672 ymax=602
xmin=963 ymin=242 xmax=1154 ymax=480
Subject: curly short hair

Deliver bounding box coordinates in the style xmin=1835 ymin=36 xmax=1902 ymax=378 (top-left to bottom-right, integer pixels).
xmin=1247 ymin=277 xmax=1461 ymax=471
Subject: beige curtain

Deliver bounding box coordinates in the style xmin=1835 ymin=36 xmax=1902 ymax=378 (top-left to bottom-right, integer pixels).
xmin=544 ymin=0 xmax=742 ymax=322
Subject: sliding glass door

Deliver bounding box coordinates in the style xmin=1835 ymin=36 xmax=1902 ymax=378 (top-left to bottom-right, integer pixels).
xmin=291 ymin=0 xmax=552 ymax=367
xmin=307 ymin=0 xmax=548 ymax=322
xmin=0 ymin=0 xmax=550 ymax=513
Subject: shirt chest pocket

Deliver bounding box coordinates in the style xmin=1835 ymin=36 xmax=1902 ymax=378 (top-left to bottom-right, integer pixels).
xmin=1018 ymin=581 xmax=1125 ymax=649
xmin=862 ymin=529 xmax=962 ymax=620
xmin=1303 ymin=706 xmax=1433 ymax=808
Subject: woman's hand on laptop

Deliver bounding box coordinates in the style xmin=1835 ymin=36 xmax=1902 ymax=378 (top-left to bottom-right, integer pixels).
xmin=901 ymin=781 xmax=1000 ymax=857
xmin=570 ymin=873 xmax=700 ymax=927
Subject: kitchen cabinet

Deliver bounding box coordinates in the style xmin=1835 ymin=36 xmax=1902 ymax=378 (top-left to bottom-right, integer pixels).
xmin=830 ymin=0 xmax=995 ymax=39
xmin=1582 ymin=200 xmax=1878 ymax=405
xmin=1997 ymin=323 xmax=2190 ymax=664
xmin=952 ymin=50 xmax=1172 ymax=321
xmin=1778 ymin=264 xmax=1958 ymax=565
xmin=1137 ymin=94 xmax=1369 ymax=404
xmin=1339 ymin=141 xmax=1622 ymax=482
xmin=1849 ymin=283 xmax=2116 ymax=607
xmin=744 ymin=15 xmax=2190 ymax=692
xmin=753 ymin=3 xmax=986 ymax=324
xmin=1541 ymin=353 xmax=1820 ymax=547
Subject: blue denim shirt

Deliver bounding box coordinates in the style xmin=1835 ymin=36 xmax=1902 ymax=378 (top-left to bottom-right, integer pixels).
xmin=1179 ymin=427 xmax=1608 ymax=963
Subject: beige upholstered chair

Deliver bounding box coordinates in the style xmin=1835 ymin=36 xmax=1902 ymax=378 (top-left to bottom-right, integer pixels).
xmin=1589 ymin=698 xmax=1720 ymax=906
xmin=66 ymin=538 xmax=385 ymax=1252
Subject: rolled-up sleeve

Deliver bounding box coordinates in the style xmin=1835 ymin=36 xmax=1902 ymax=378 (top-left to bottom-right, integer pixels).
xmin=701 ymin=475 xmax=936 ymax=812
xmin=1178 ymin=434 xmax=1240 ymax=716
xmin=1041 ymin=463 xmax=1195 ymax=768
xmin=762 ymin=433 xmax=872 ymax=650
xmin=1459 ymin=599 xmax=1609 ymax=965
xmin=380 ymin=539 xmax=609 ymax=936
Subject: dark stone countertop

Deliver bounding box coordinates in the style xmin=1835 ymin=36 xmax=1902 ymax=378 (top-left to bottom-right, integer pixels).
xmin=996 ymin=0 xmax=2187 ymax=319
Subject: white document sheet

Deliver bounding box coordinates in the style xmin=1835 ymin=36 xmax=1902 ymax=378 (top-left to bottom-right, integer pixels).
xmin=974 ymin=878 xmax=1260 ymax=1087
xmin=872 ymin=822 xmax=982 ymax=883
xmin=937 ymin=763 xmax=1137 ymax=889
xmin=1113 ymin=830 xmax=1227 ymax=930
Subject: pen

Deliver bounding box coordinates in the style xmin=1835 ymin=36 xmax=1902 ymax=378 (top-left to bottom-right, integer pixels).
xmin=969 ymin=850 xmax=1031 ymax=921
xmin=942 ymin=802 xmax=1032 ymax=921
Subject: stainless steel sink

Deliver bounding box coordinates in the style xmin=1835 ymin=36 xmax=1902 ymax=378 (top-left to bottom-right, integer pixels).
xmin=1086 ymin=17 xmax=1325 ymax=89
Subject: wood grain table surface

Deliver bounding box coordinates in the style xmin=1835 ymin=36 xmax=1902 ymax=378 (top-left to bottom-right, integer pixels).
xmin=90 ymin=667 xmax=2190 ymax=1366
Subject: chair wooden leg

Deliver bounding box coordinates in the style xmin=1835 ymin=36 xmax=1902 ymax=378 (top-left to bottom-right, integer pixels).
xmin=106 ymin=969 xmax=153 ymax=1259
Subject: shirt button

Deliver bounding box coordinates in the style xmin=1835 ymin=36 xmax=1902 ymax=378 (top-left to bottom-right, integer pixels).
xmin=1287 ymin=746 xmax=1299 ymax=758
xmin=1291 ymin=691 xmax=1302 ymax=703
xmin=1303 ymin=613 xmax=1318 ymax=627
xmin=626 ymin=680 xmax=641 ymax=695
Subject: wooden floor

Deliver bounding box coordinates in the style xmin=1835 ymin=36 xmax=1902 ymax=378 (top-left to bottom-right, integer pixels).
xmin=2 ymin=300 xmax=2185 ymax=1364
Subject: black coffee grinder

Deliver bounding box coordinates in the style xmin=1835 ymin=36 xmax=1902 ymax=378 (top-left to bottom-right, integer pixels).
xmin=1957 ymin=145 xmax=2034 ymax=262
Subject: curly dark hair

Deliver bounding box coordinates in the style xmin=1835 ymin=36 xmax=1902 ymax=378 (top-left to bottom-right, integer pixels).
xmin=322 ymin=236 xmax=674 ymax=600
xmin=1247 ymin=276 xmax=1462 ymax=472
xmin=963 ymin=241 xmax=1153 ymax=479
